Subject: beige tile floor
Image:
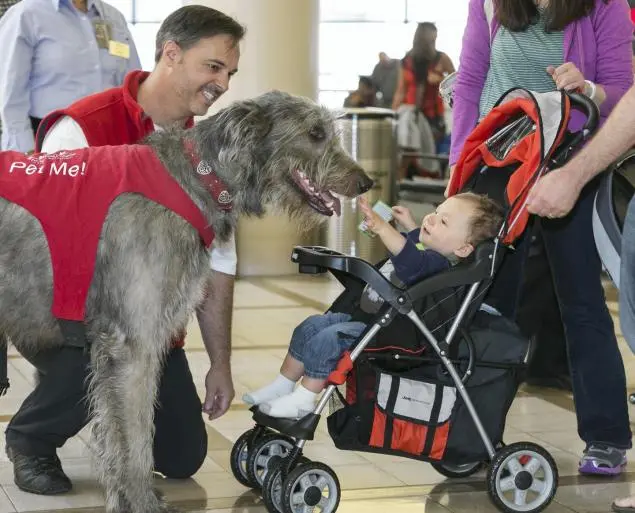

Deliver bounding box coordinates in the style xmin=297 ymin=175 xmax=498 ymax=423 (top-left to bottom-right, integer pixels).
xmin=1 ymin=276 xmax=634 ymax=513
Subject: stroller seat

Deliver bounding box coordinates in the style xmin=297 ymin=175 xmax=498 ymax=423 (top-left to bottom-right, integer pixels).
xmin=249 ymin=241 xmax=504 ymax=442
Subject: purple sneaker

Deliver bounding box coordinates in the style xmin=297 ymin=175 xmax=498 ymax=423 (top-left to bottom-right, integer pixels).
xmin=579 ymin=444 xmax=627 ymax=476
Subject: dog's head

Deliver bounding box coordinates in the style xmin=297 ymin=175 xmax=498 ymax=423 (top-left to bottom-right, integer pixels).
xmin=195 ymin=91 xmax=373 ymax=225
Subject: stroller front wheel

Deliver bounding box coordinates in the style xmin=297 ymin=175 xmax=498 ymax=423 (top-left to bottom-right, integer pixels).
xmin=431 ymin=460 xmax=484 ymax=478
xmin=262 ymin=456 xmax=311 ymax=513
xmin=281 ymin=461 xmax=341 ymax=513
xmin=246 ymin=434 xmax=295 ymax=490
xmin=487 ymin=442 xmax=558 ymax=513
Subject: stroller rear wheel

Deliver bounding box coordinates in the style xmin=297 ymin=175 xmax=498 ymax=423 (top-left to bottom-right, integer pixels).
xmin=487 ymin=442 xmax=558 ymax=513
xmin=431 ymin=460 xmax=484 ymax=478
xmin=246 ymin=434 xmax=295 ymax=489
xmin=280 ymin=461 xmax=340 ymax=513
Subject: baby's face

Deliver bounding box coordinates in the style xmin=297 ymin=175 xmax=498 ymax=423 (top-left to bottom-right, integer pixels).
xmin=419 ymin=197 xmax=475 ymax=258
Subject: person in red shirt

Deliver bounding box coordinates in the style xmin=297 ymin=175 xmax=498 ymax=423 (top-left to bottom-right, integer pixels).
xmin=5 ymin=5 xmax=244 ymax=496
xmin=392 ymin=22 xmax=455 ymax=179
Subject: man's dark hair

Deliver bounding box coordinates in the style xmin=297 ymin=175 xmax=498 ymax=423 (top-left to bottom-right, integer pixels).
xmin=155 ymin=6 xmax=246 ymax=63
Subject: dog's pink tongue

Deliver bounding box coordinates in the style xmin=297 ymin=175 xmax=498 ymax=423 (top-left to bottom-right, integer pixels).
xmin=332 ymin=197 xmax=341 ymax=216
xmin=320 ymin=190 xmax=341 ymax=216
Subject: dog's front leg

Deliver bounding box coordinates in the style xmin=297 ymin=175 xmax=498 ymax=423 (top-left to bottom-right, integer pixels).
xmin=89 ymin=330 xmax=134 ymax=513
xmin=89 ymin=330 xmax=174 ymax=513
xmin=120 ymin=340 xmax=173 ymax=513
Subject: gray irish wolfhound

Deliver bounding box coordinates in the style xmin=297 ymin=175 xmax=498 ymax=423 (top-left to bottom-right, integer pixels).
xmin=0 ymin=90 xmax=372 ymax=513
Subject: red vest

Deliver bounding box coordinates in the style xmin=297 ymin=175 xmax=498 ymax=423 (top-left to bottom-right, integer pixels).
xmin=35 ymin=70 xmax=194 ymax=151
xmin=402 ymin=54 xmax=444 ymax=120
xmin=0 ymin=147 xmax=213 ymax=322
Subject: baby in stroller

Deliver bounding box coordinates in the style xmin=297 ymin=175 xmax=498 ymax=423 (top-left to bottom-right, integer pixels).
xmin=243 ymin=192 xmax=504 ymax=419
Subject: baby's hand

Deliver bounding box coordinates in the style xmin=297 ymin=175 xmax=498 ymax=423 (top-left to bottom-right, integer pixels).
xmin=358 ymin=197 xmax=386 ymax=233
xmin=391 ymin=206 xmax=417 ymax=231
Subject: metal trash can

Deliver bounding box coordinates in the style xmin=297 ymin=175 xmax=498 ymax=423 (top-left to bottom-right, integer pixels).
xmin=325 ymin=107 xmax=397 ymax=264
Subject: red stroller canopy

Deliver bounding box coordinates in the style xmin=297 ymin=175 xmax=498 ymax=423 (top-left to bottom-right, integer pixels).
xmin=448 ymin=88 xmax=571 ymax=245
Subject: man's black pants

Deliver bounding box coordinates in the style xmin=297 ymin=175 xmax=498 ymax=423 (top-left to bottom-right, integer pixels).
xmin=6 ymin=346 xmax=207 ymax=479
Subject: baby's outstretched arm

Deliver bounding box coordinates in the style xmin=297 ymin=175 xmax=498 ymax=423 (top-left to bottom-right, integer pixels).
xmin=358 ymin=197 xmax=407 ymax=255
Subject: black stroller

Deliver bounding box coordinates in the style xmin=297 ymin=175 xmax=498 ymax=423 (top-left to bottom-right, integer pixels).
xmin=593 ymin=146 xmax=635 ymax=404
xmin=229 ymin=89 xmax=599 ymax=513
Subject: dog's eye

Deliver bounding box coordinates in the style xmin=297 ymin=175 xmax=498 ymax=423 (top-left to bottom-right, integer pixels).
xmin=309 ymin=126 xmax=326 ymax=141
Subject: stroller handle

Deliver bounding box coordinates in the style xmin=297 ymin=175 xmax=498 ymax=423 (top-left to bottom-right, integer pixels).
xmin=548 ymin=92 xmax=599 ymax=168
xmin=291 ymin=245 xmax=406 ymax=310
xmin=567 ymin=91 xmax=599 ymax=135
xmin=291 ymin=244 xmax=497 ymax=314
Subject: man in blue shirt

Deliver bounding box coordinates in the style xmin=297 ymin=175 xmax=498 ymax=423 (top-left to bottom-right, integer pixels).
xmin=0 ymin=0 xmax=21 ymax=142
xmin=0 ymin=0 xmax=140 ymax=152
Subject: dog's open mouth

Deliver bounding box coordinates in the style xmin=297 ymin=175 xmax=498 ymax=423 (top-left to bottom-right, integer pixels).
xmin=291 ymin=169 xmax=341 ymax=216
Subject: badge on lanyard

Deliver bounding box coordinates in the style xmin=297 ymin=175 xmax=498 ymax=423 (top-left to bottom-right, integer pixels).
xmin=108 ymin=40 xmax=130 ymax=59
xmin=92 ymin=20 xmax=112 ymax=49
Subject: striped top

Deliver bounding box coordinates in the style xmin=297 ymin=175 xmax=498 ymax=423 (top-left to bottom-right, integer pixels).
xmin=479 ymin=8 xmax=564 ymax=118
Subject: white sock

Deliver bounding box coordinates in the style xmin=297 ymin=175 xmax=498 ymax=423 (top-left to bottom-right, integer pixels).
xmin=242 ymin=374 xmax=296 ymax=405
xmin=259 ymin=384 xmax=318 ymax=419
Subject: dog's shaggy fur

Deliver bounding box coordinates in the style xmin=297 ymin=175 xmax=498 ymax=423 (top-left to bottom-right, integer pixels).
xmin=0 ymin=91 xmax=372 ymax=513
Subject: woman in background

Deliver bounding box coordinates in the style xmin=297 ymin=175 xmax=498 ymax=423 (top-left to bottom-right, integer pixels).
xmin=392 ymin=22 xmax=454 ymax=179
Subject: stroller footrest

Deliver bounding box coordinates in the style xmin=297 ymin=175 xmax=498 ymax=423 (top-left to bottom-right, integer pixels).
xmin=251 ymin=406 xmax=320 ymax=441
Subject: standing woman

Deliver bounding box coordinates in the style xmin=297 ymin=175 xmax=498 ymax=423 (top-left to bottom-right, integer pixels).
xmin=392 ymin=22 xmax=455 ymax=178
xmin=450 ymin=0 xmax=634 ymax=475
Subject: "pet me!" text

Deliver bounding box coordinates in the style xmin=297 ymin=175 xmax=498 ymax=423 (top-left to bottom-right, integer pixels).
xmin=8 ymin=159 xmax=87 ymax=177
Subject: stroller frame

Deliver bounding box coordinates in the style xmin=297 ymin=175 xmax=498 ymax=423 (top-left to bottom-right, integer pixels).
xmin=230 ymin=90 xmax=599 ymax=513
xmin=233 ymin=244 xmax=554 ymax=513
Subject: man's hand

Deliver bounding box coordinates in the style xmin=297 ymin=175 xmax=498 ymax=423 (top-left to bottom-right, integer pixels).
xmin=203 ymin=362 xmax=234 ymax=420
xmin=196 ymin=271 xmax=235 ymax=421
xmin=526 ymin=167 xmax=583 ymax=218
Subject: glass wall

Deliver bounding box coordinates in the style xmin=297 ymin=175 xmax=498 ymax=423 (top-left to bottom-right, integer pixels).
xmin=107 ymin=0 xmax=182 ymax=70
xmin=318 ymin=0 xmax=468 ymax=107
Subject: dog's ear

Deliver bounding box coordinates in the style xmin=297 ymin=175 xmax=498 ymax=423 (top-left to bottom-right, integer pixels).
xmin=218 ymin=101 xmax=272 ymax=146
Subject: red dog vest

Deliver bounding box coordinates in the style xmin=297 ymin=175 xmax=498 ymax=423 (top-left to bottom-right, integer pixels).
xmin=0 ymin=145 xmax=213 ymax=321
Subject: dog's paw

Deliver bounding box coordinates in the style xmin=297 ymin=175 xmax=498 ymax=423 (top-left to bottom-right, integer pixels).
xmin=156 ymin=504 xmax=181 ymax=513
xmin=153 ymin=492 xmax=181 ymax=513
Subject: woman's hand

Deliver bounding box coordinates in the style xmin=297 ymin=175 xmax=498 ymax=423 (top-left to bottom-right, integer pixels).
xmin=547 ymin=63 xmax=585 ymax=92
xmin=428 ymin=66 xmax=445 ymax=86
xmin=391 ymin=205 xmax=417 ymax=231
